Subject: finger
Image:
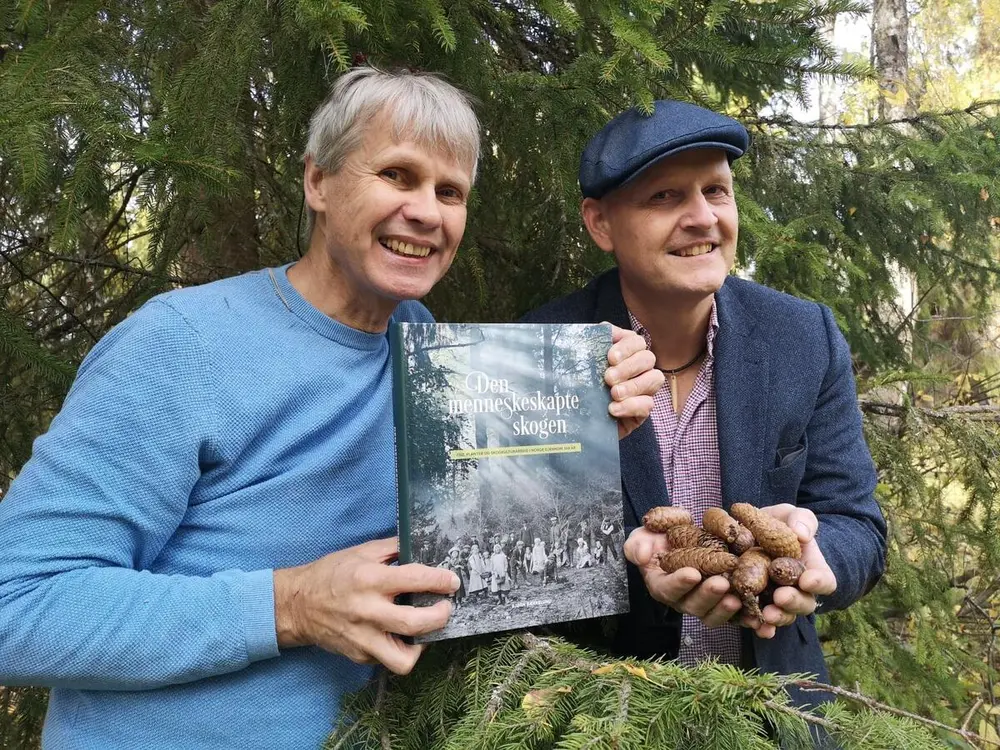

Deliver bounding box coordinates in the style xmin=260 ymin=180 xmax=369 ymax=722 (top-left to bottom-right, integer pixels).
xmin=605 ymin=349 xmax=657 ymax=389
xmin=609 ymin=368 xmax=663 ymax=402
xmin=702 ymin=593 xmax=743 ymax=628
xmin=770 ymin=585 xmax=816 ymax=616
xmin=643 ymin=566 xmax=702 ymax=606
xmin=796 ymin=565 xmax=837 ymax=597
xmin=381 ymin=563 xmax=461 ymax=596
xmin=624 ymin=527 xmax=667 ymax=566
xmin=609 ymin=394 xmax=655 ymax=421
xmin=783 ymin=508 xmax=818 ymax=543
xmin=358 ymin=537 xmax=403 ymax=562
xmin=797 ymin=540 xmax=837 ymax=595
xmin=606 ymin=324 xmax=646 ymax=364
xmin=370 ymin=633 xmax=427 ymax=675
xmin=676 ymin=575 xmax=730 ymax=618
xmin=741 ymin=615 xmax=777 ymax=639
xmin=761 ymin=603 xmax=797 ymax=628
xmin=378 ymin=598 xmax=454 ymax=637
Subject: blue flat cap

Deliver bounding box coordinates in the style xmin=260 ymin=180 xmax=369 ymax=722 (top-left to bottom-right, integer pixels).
xmin=579 ymin=100 xmax=750 ymax=199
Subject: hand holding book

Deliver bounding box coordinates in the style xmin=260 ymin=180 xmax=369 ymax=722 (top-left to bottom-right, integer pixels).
xmin=272 ymin=537 xmax=460 ymax=674
xmin=603 ymin=324 xmax=665 ymax=439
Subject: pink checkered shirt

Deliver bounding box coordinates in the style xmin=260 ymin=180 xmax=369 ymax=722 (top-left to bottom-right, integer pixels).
xmin=629 ymin=300 xmax=742 ymax=666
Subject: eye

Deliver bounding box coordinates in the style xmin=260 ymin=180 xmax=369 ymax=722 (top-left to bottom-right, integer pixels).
xmin=380 ymin=168 xmax=403 ymax=182
xmin=705 ymin=185 xmax=730 ymax=197
xmin=437 ymin=186 xmax=465 ymax=202
xmin=649 ymin=189 xmax=677 ymax=202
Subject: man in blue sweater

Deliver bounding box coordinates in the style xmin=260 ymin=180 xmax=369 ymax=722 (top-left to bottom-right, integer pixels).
xmin=0 ymin=68 xmax=662 ymax=749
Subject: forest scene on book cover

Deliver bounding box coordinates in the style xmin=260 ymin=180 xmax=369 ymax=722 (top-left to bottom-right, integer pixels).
xmin=393 ymin=322 xmax=629 ymax=643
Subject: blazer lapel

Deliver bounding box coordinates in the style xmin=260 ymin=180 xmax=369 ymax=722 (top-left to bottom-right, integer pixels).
xmin=592 ymin=269 xmax=670 ymax=522
xmin=715 ymin=280 xmax=769 ymax=508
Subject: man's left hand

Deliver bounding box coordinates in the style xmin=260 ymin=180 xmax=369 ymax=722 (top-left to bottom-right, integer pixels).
xmin=740 ymin=504 xmax=838 ymax=638
xmin=603 ymin=324 xmax=664 ymax=439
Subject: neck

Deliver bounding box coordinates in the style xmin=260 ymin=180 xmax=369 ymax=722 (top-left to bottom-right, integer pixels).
xmin=288 ymin=239 xmax=396 ymax=333
xmin=621 ymin=281 xmax=714 ymax=369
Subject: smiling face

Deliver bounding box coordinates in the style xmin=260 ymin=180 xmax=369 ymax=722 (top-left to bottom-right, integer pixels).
xmin=303 ymin=112 xmax=473 ymax=327
xmin=581 ymin=148 xmax=738 ymax=306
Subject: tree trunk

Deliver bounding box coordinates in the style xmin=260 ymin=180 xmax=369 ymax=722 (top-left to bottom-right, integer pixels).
xmin=873 ymin=0 xmax=917 ymax=402
xmin=817 ymin=15 xmax=839 ymax=126
xmin=873 ymin=0 xmax=910 ymax=120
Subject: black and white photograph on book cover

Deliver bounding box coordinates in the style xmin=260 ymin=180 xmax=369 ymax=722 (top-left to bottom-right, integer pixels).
xmin=392 ymin=322 xmax=629 ymax=643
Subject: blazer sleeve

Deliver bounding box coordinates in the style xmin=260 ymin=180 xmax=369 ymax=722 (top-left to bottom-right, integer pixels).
xmin=799 ymin=304 xmax=887 ymax=612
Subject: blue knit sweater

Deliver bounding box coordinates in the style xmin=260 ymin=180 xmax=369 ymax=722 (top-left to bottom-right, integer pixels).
xmin=0 ymin=264 xmax=433 ymax=749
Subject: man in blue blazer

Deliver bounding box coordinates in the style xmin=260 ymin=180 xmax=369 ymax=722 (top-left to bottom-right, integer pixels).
xmin=523 ymin=100 xmax=887 ymax=704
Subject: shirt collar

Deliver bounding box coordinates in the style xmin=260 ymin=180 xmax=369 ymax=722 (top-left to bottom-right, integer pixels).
xmin=627 ymin=296 xmax=720 ymax=360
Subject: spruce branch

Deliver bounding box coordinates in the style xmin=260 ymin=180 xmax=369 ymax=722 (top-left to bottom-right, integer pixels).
xmin=752 ymin=99 xmax=1000 ymax=131
xmin=793 ymin=679 xmax=997 ymax=747
xmin=91 ymin=167 xmax=146 ymax=256
xmin=0 ymin=246 xmax=98 ymax=342
xmin=859 ymin=401 xmax=1000 ymax=422
xmin=480 ymin=637 xmax=539 ymax=726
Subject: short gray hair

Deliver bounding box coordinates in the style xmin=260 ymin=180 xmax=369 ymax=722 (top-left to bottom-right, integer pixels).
xmin=304 ymin=67 xmax=480 ymax=235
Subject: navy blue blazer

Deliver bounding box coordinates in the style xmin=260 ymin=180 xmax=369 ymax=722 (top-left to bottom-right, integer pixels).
xmin=522 ymin=269 xmax=887 ymax=698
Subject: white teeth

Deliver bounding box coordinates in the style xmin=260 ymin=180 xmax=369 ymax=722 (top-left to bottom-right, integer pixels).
xmin=384 ymin=239 xmax=432 ymax=257
xmin=673 ymin=243 xmax=713 ymax=257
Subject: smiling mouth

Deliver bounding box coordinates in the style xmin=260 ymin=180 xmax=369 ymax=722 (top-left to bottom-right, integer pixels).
xmin=670 ymin=243 xmax=715 ymax=258
xmin=380 ymin=238 xmax=434 ymax=258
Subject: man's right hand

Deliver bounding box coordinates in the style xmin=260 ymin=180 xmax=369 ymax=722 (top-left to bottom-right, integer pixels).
xmin=624 ymin=526 xmax=743 ymax=629
xmin=273 ymin=537 xmax=460 ymax=675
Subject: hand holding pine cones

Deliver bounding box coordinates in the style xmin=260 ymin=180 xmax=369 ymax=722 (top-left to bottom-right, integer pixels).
xmin=641 ymin=504 xmax=809 ymax=625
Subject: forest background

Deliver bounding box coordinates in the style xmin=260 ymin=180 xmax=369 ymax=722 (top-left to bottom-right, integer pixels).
xmin=0 ymin=0 xmax=999 ymax=747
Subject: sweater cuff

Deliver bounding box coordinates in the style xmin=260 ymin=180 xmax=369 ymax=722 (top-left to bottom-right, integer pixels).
xmin=241 ymin=569 xmax=280 ymax=662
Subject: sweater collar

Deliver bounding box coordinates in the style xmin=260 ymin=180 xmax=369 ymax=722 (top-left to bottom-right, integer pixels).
xmin=266 ymin=263 xmax=389 ymax=351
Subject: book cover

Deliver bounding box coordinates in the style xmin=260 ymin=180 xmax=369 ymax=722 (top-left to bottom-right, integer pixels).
xmin=391 ymin=322 xmax=629 ymax=643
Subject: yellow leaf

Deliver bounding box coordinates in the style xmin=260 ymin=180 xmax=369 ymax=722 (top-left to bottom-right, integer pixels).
xmin=848 ymin=206 xmax=857 ymax=216
xmin=979 ymin=718 xmax=1000 ymax=741
xmin=591 ymin=664 xmax=618 ymax=675
xmin=624 ymin=664 xmax=648 ymax=679
xmin=521 ymin=687 xmax=573 ymax=716
xmin=981 ymin=188 xmax=990 ymax=202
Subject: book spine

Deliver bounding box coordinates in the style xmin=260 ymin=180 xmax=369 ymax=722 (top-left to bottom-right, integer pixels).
xmin=389 ymin=322 xmax=413 ymax=565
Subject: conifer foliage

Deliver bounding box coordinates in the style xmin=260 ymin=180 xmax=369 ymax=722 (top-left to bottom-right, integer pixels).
xmin=1 ymin=1 xmax=999 ymax=747
xmin=324 ymin=633 xmax=970 ymax=750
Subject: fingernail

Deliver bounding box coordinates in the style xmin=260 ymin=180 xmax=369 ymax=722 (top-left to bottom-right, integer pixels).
xmin=609 ymin=349 xmax=621 ymax=365
xmin=795 ymin=522 xmax=810 ymax=538
xmin=450 ymin=575 xmax=460 ymax=592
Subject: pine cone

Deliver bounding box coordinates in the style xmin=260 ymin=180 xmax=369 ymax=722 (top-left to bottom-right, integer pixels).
xmin=732 ymin=548 xmax=771 ymax=597
xmin=659 ymin=547 xmax=737 ymax=576
xmin=732 ymin=548 xmax=772 ymax=626
xmin=769 ymin=557 xmax=806 ymax=587
xmin=730 ymin=524 xmax=756 ymax=555
xmin=702 ymin=507 xmax=740 ymax=543
xmin=666 ymin=524 xmax=728 ymax=552
xmin=642 ymin=506 xmax=692 ymax=532
xmin=729 ymin=503 xmax=802 ymax=559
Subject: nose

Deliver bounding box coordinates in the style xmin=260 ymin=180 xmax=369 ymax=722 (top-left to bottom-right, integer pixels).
xmin=679 ymin=192 xmax=718 ymax=231
xmin=401 ymin=184 xmax=443 ymax=229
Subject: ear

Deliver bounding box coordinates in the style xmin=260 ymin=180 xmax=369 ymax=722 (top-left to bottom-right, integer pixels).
xmin=581 ymin=198 xmax=615 ymax=253
xmin=303 ymin=156 xmax=328 ymax=215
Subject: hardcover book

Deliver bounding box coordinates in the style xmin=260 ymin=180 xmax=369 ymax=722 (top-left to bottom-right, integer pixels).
xmin=390 ymin=322 xmax=629 ymax=642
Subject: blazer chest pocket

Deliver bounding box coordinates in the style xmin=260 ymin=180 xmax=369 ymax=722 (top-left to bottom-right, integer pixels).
xmin=766 ymin=441 xmax=807 ymax=496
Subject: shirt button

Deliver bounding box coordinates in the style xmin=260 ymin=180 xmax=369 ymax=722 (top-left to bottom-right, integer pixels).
xmin=682 ymin=635 xmax=693 ymax=646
